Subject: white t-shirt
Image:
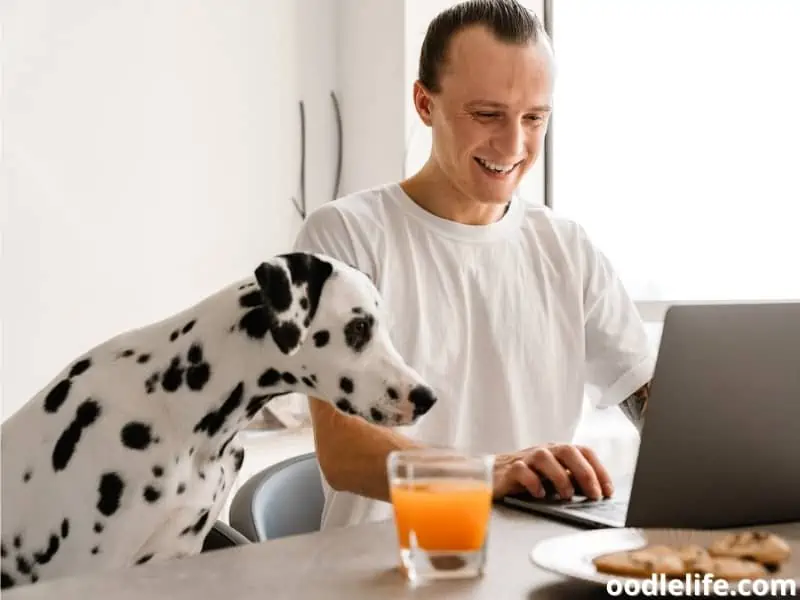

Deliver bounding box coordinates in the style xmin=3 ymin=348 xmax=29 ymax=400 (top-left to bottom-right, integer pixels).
xmin=292 ymin=182 xmax=655 ymax=529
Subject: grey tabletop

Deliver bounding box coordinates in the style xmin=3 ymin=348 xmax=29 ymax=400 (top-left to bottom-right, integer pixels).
xmin=2 ymin=506 xmax=612 ymax=600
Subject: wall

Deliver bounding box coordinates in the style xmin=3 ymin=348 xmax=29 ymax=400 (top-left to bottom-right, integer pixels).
xmin=2 ymin=0 xmax=305 ymax=419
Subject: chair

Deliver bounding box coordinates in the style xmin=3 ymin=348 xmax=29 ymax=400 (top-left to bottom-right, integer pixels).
xmin=202 ymin=520 xmax=251 ymax=552
xmin=228 ymin=452 xmax=325 ymax=542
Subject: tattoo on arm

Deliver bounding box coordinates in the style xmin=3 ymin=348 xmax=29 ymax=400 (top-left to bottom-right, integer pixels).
xmin=619 ymin=381 xmax=651 ymax=433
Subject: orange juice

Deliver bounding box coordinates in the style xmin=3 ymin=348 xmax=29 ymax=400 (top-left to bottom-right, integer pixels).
xmin=390 ymin=478 xmax=492 ymax=552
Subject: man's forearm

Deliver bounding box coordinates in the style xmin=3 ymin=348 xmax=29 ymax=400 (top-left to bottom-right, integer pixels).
xmin=309 ymin=397 xmax=426 ymax=502
xmin=618 ymin=380 xmax=651 ymax=434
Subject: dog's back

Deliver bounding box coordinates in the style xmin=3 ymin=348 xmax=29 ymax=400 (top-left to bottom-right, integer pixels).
xmin=1 ymin=277 xmax=257 ymax=587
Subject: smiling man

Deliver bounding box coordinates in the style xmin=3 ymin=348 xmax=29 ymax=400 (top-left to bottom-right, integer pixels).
xmin=293 ymin=0 xmax=655 ymax=530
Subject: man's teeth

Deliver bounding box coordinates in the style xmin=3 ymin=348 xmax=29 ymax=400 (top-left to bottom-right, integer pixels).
xmin=476 ymin=157 xmax=516 ymax=173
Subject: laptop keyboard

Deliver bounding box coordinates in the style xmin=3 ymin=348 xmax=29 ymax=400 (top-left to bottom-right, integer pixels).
xmin=560 ymin=497 xmax=628 ymax=517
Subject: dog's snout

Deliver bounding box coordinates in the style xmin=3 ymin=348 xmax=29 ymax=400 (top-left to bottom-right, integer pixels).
xmin=409 ymin=385 xmax=436 ymax=417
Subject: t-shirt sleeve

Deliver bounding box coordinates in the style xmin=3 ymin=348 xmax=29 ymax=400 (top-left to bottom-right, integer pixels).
xmin=578 ymin=225 xmax=656 ymax=409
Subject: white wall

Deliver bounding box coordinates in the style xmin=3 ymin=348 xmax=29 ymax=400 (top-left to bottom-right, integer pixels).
xmin=2 ymin=0 xmax=307 ymax=419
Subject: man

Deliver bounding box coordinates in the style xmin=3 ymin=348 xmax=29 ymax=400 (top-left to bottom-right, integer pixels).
xmin=293 ymin=0 xmax=654 ymax=530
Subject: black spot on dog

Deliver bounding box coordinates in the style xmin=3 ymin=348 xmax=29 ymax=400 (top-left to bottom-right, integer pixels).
xmin=312 ymin=330 xmax=330 ymax=347
xmin=272 ymin=321 xmax=301 ymax=354
xmin=0 ymin=544 xmax=5 ymax=558
xmin=284 ymin=253 xmax=333 ymax=322
xmin=182 ymin=319 xmax=196 ymax=334
xmin=1 ymin=572 xmax=14 ymax=589
xmin=229 ymin=325 xmax=235 ymax=333
xmin=189 ymin=446 xmax=195 ymax=456
xmin=52 ymin=399 xmax=101 ymax=472
xmin=344 ymin=316 xmax=374 ymax=353
xmin=177 ymin=483 xmax=186 ymax=495
xmin=22 ymin=470 xmax=32 ymax=483
xmin=137 ymin=354 xmax=151 ymax=364
xmin=16 ymin=556 xmax=31 ymax=575
xmin=300 ymin=297 xmax=309 ymax=310
xmin=31 ymin=573 xmax=39 ymax=583
xmin=44 ymin=379 xmax=71 ymax=413
xmin=352 ymin=307 xmax=363 ymax=314
xmin=255 ymin=264 xmax=292 ymax=312
xmin=181 ymin=510 xmax=210 ymax=537
xmin=143 ymin=486 xmax=161 ymax=503
xmin=199 ymin=471 xmax=206 ymax=480
xmin=245 ymin=394 xmax=271 ymax=420
xmin=186 ymin=363 xmax=211 ymax=391
xmin=335 ymin=399 xmax=357 ymax=415
xmin=61 ymin=519 xmax=69 ymax=539
xmin=193 ymin=382 xmax=244 ymax=438
xmin=69 ymin=358 xmax=92 ymax=378
xmin=162 ymin=356 xmax=184 ymax=392
xmin=33 ymin=535 xmax=59 ymax=565
xmin=187 ymin=343 xmax=203 ymax=364
xmin=310 ymin=374 xmax=318 ymax=383
xmin=387 ymin=387 xmax=399 ymax=400
xmin=282 ymin=372 xmax=297 ymax=385
xmin=13 ymin=536 xmax=21 ymax=549
xmin=216 ymin=434 xmax=236 ymax=459
xmin=152 ymin=465 xmax=164 ymax=477
xmin=121 ymin=422 xmax=153 ymax=450
xmin=239 ymin=290 xmax=263 ymax=308
xmin=118 ymin=349 xmax=136 ymax=358
xmin=91 ymin=546 xmax=99 ymax=555
xmin=233 ymin=447 xmax=245 ymax=471
xmin=238 ymin=282 xmax=253 ymax=291
xmin=303 ymin=316 xmax=311 ymax=328
xmin=145 ymin=373 xmax=160 ymax=394
xmin=94 ymin=523 xmax=103 ymax=533
xmin=258 ymin=368 xmax=281 ymax=387
xmin=370 ymin=408 xmax=385 ymax=423
xmin=97 ymin=472 xmax=124 ymax=517
xmin=135 ymin=553 xmax=154 ymax=565
xmin=169 ymin=330 xmax=179 ymax=342
xmin=301 ymin=376 xmax=315 ymax=388
xmin=339 ymin=377 xmax=354 ymax=394
xmin=238 ymin=308 xmax=269 ymax=340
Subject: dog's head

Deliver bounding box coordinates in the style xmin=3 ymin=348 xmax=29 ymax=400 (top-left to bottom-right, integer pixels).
xmin=254 ymin=252 xmax=437 ymax=426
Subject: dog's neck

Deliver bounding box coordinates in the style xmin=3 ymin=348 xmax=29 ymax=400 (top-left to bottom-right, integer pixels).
xmin=172 ymin=343 xmax=308 ymax=463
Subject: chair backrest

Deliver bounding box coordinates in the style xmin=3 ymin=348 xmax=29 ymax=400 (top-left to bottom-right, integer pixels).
xmin=202 ymin=520 xmax=251 ymax=552
xmin=228 ymin=452 xmax=325 ymax=542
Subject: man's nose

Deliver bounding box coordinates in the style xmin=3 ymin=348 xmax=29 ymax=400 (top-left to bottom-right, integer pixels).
xmin=495 ymin=121 xmax=525 ymax=157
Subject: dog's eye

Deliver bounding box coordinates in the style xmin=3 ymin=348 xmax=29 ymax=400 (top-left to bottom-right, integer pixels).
xmin=344 ymin=316 xmax=373 ymax=353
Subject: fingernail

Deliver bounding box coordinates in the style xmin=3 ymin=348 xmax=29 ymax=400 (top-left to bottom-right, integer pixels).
xmin=603 ymin=483 xmax=614 ymax=496
xmin=565 ymin=487 xmax=574 ymax=498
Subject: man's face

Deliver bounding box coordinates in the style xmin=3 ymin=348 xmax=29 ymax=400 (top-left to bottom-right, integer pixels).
xmin=417 ymin=25 xmax=554 ymax=206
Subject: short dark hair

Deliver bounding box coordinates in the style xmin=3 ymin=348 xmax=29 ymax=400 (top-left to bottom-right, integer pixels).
xmin=418 ymin=0 xmax=547 ymax=93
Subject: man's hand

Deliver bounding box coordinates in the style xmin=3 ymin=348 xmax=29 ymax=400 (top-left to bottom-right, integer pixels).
xmin=492 ymin=443 xmax=614 ymax=501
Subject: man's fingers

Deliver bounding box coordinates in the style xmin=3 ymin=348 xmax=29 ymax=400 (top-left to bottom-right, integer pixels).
xmin=577 ymin=446 xmax=615 ymax=498
xmin=549 ymin=445 xmax=603 ymax=500
xmin=527 ymin=448 xmax=574 ymax=498
xmin=509 ymin=460 xmax=546 ymax=498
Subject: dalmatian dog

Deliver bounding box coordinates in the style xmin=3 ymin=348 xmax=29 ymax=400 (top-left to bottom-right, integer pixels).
xmin=0 ymin=252 xmax=438 ymax=589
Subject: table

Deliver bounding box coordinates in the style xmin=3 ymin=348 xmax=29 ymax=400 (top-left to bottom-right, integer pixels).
xmin=3 ymin=506 xmax=614 ymax=600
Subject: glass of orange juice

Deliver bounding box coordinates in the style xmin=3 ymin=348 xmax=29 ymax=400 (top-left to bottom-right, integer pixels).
xmin=387 ymin=448 xmax=494 ymax=583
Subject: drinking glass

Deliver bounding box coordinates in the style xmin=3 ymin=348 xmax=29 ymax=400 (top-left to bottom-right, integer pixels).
xmin=387 ymin=448 xmax=495 ymax=583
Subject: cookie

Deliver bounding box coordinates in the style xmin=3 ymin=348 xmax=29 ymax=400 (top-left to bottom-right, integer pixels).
xmin=700 ymin=556 xmax=770 ymax=581
xmin=593 ymin=545 xmax=686 ymax=578
xmin=675 ymin=544 xmax=714 ymax=573
xmin=708 ymin=531 xmax=791 ymax=571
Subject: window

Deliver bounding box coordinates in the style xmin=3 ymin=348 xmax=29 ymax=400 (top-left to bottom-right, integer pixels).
xmin=550 ymin=0 xmax=800 ymax=316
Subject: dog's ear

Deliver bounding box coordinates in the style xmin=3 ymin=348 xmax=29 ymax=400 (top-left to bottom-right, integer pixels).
xmin=254 ymin=253 xmax=334 ymax=355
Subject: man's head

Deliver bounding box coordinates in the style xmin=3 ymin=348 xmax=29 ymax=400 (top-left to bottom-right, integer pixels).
xmin=414 ymin=0 xmax=554 ymax=206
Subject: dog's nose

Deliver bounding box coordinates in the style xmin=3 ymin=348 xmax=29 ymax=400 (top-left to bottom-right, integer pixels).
xmin=409 ymin=385 xmax=436 ymax=417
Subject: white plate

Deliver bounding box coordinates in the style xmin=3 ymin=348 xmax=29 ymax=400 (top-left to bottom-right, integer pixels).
xmin=530 ymin=527 xmax=800 ymax=588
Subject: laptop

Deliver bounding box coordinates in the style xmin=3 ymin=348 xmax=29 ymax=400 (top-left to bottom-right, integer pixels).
xmin=501 ymin=302 xmax=800 ymax=530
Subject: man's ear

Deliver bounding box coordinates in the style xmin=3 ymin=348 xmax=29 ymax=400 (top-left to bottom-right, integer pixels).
xmin=253 ymin=253 xmax=334 ymax=355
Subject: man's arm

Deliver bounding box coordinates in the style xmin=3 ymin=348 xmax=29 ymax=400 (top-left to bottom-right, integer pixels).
xmin=309 ymin=396 xmax=425 ymax=502
xmin=618 ymin=380 xmax=651 ymax=434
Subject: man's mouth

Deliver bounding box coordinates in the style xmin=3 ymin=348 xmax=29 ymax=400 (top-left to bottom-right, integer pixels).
xmin=474 ymin=157 xmax=521 ymax=176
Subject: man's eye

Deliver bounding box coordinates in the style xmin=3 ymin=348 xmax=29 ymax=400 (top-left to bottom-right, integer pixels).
xmin=475 ymin=111 xmax=500 ymax=119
